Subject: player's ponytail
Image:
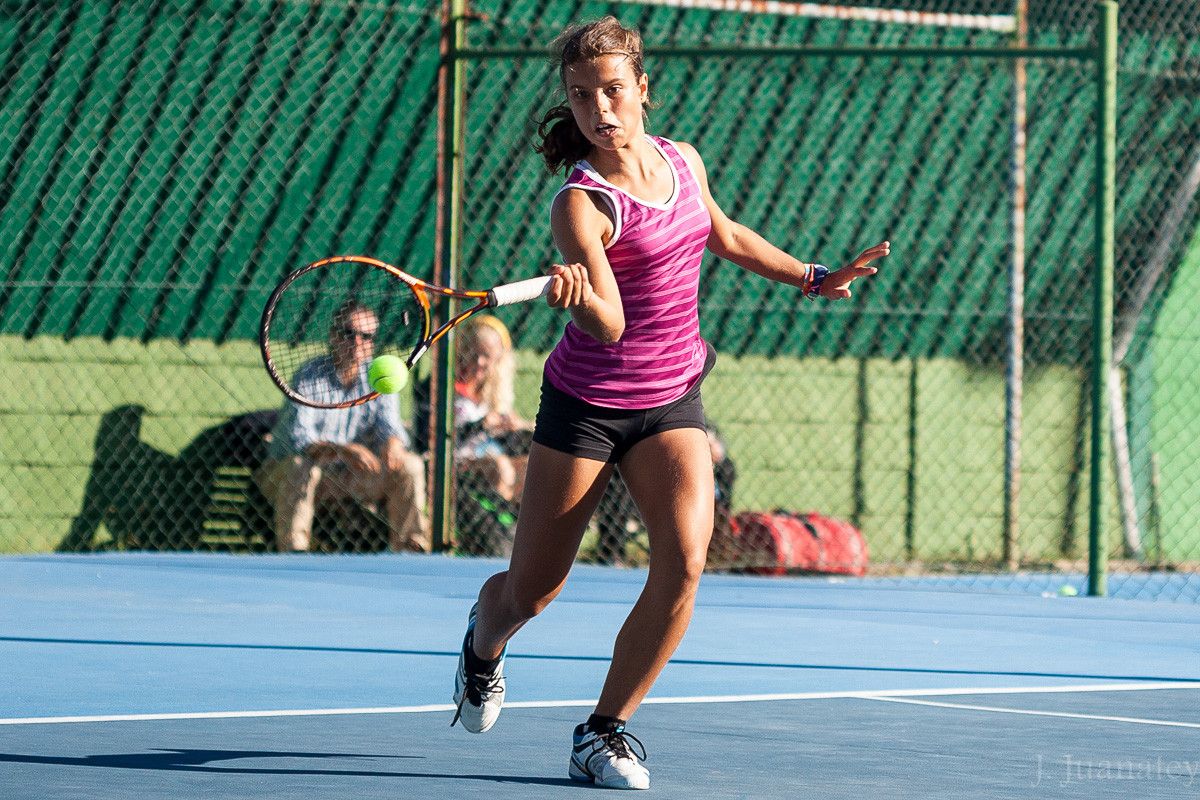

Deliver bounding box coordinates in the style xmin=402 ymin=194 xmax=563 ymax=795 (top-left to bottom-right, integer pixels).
xmin=534 ymin=16 xmax=648 ymax=174
xmin=535 ymin=104 xmax=592 ymax=174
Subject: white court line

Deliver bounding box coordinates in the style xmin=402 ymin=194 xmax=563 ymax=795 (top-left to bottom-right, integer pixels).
xmin=866 ymin=696 xmax=1200 ymax=730
xmin=2 ymin=681 xmax=1197 ymax=727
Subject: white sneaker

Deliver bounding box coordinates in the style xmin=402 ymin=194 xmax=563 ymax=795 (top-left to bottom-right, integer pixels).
xmin=569 ymin=723 xmax=650 ymax=790
xmin=450 ymin=603 xmax=506 ymax=733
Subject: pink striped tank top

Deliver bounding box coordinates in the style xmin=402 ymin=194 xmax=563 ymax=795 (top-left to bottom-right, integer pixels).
xmin=543 ymin=135 xmax=712 ymax=409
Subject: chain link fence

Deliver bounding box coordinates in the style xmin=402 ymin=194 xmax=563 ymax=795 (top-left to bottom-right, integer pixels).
xmin=1 ymin=0 xmax=1197 ymax=602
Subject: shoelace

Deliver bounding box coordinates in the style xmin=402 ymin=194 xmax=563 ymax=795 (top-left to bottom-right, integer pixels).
xmin=464 ymin=666 xmax=504 ymax=705
xmin=591 ymin=728 xmax=647 ymax=763
xmin=450 ymin=665 xmax=503 ymax=727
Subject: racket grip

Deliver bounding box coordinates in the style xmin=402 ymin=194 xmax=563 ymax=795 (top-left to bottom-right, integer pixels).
xmin=488 ymin=275 xmax=553 ymax=307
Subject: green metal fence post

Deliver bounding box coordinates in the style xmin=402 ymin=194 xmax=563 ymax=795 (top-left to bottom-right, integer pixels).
xmin=432 ymin=0 xmax=468 ymax=552
xmin=1089 ymin=0 xmax=1118 ymax=597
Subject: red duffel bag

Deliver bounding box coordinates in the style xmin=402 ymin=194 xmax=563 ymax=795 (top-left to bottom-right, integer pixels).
xmin=730 ymin=511 xmax=869 ymax=577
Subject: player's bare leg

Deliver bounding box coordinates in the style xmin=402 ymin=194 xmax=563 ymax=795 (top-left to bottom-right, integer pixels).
xmin=452 ymin=443 xmax=612 ymax=733
xmin=594 ymin=427 xmax=714 ymax=719
xmin=472 ymin=443 xmax=613 ymax=657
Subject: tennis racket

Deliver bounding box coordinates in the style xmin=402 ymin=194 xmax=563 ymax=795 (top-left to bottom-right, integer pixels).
xmin=260 ymin=255 xmax=551 ymax=409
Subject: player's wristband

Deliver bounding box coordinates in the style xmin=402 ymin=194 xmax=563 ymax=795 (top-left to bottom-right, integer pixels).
xmin=806 ymin=264 xmax=830 ymax=299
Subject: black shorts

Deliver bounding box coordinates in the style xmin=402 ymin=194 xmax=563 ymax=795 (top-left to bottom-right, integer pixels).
xmin=532 ymin=342 xmax=716 ymax=464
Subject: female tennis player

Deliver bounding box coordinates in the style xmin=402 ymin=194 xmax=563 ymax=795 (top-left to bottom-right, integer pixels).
xmin=452 ymin=16 xmax=889 ymax=789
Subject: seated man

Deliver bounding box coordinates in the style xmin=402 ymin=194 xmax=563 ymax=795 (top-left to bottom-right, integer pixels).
xmin=255 ymin=300 xmax=429 ymax=553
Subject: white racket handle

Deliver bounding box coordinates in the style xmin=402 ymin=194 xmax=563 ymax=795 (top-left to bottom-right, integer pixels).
xmin=488 ymin=275 xmax=553 ymax=307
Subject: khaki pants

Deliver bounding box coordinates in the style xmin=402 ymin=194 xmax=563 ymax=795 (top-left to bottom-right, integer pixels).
xmin=255 ymin=452 xmax=430 ymax=553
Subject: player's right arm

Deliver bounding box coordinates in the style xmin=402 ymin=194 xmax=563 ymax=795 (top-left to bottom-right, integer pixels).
xmin=548 ymin=188 xmax=625 ymax=344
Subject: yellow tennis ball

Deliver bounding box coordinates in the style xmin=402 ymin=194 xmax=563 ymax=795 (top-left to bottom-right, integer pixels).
xmin=368 ymin=355 xmax=408 ymax=394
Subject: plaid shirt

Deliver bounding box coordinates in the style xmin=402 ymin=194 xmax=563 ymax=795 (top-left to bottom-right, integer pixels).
xmin=266 ymin=355 xmax=410 ymax=459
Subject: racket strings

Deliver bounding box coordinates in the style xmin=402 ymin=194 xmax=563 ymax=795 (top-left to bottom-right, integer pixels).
xmin=264 ymin=260 xmax=425 ymax=407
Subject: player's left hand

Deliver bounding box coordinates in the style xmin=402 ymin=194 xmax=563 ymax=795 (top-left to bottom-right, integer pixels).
xmin=822 ymin=241 xmax=890 ymax=299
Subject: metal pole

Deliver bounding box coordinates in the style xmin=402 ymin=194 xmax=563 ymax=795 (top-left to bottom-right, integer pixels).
xmin=1088 ymin=0 xmax=1118 ymax=597
xmin=905 ymin=358 xmax=918 ymax=560
xmin=459 ymin=44 xmax=1096 ymax=61
xmin=1003 ymin=0 xmax=1028 ymax=571
xmin=432 ymin=0 xmax=468 ymax=552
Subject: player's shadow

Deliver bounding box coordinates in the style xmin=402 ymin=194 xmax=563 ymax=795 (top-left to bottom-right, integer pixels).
xmin=56 ymin=404 xmax=180 ymax=551
xmin=56 ymin=405 xmax=276 ymax=552
xmin=0 ymin=748 xmax=578 ymax=786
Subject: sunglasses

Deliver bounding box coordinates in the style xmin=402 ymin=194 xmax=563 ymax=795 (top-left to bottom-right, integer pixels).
xmin=338 ymin=326 xmax=376 ymax=342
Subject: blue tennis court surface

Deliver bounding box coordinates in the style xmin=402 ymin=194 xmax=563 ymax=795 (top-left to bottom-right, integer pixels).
xmin=3 ymin=554 xmax=1198 ymax=798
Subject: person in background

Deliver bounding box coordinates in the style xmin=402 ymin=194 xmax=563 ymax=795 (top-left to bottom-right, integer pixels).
xmin=256 ymin=300 xmax=430 ymax=552
xmin=454 ymin=315 xmax=533 ymax=504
